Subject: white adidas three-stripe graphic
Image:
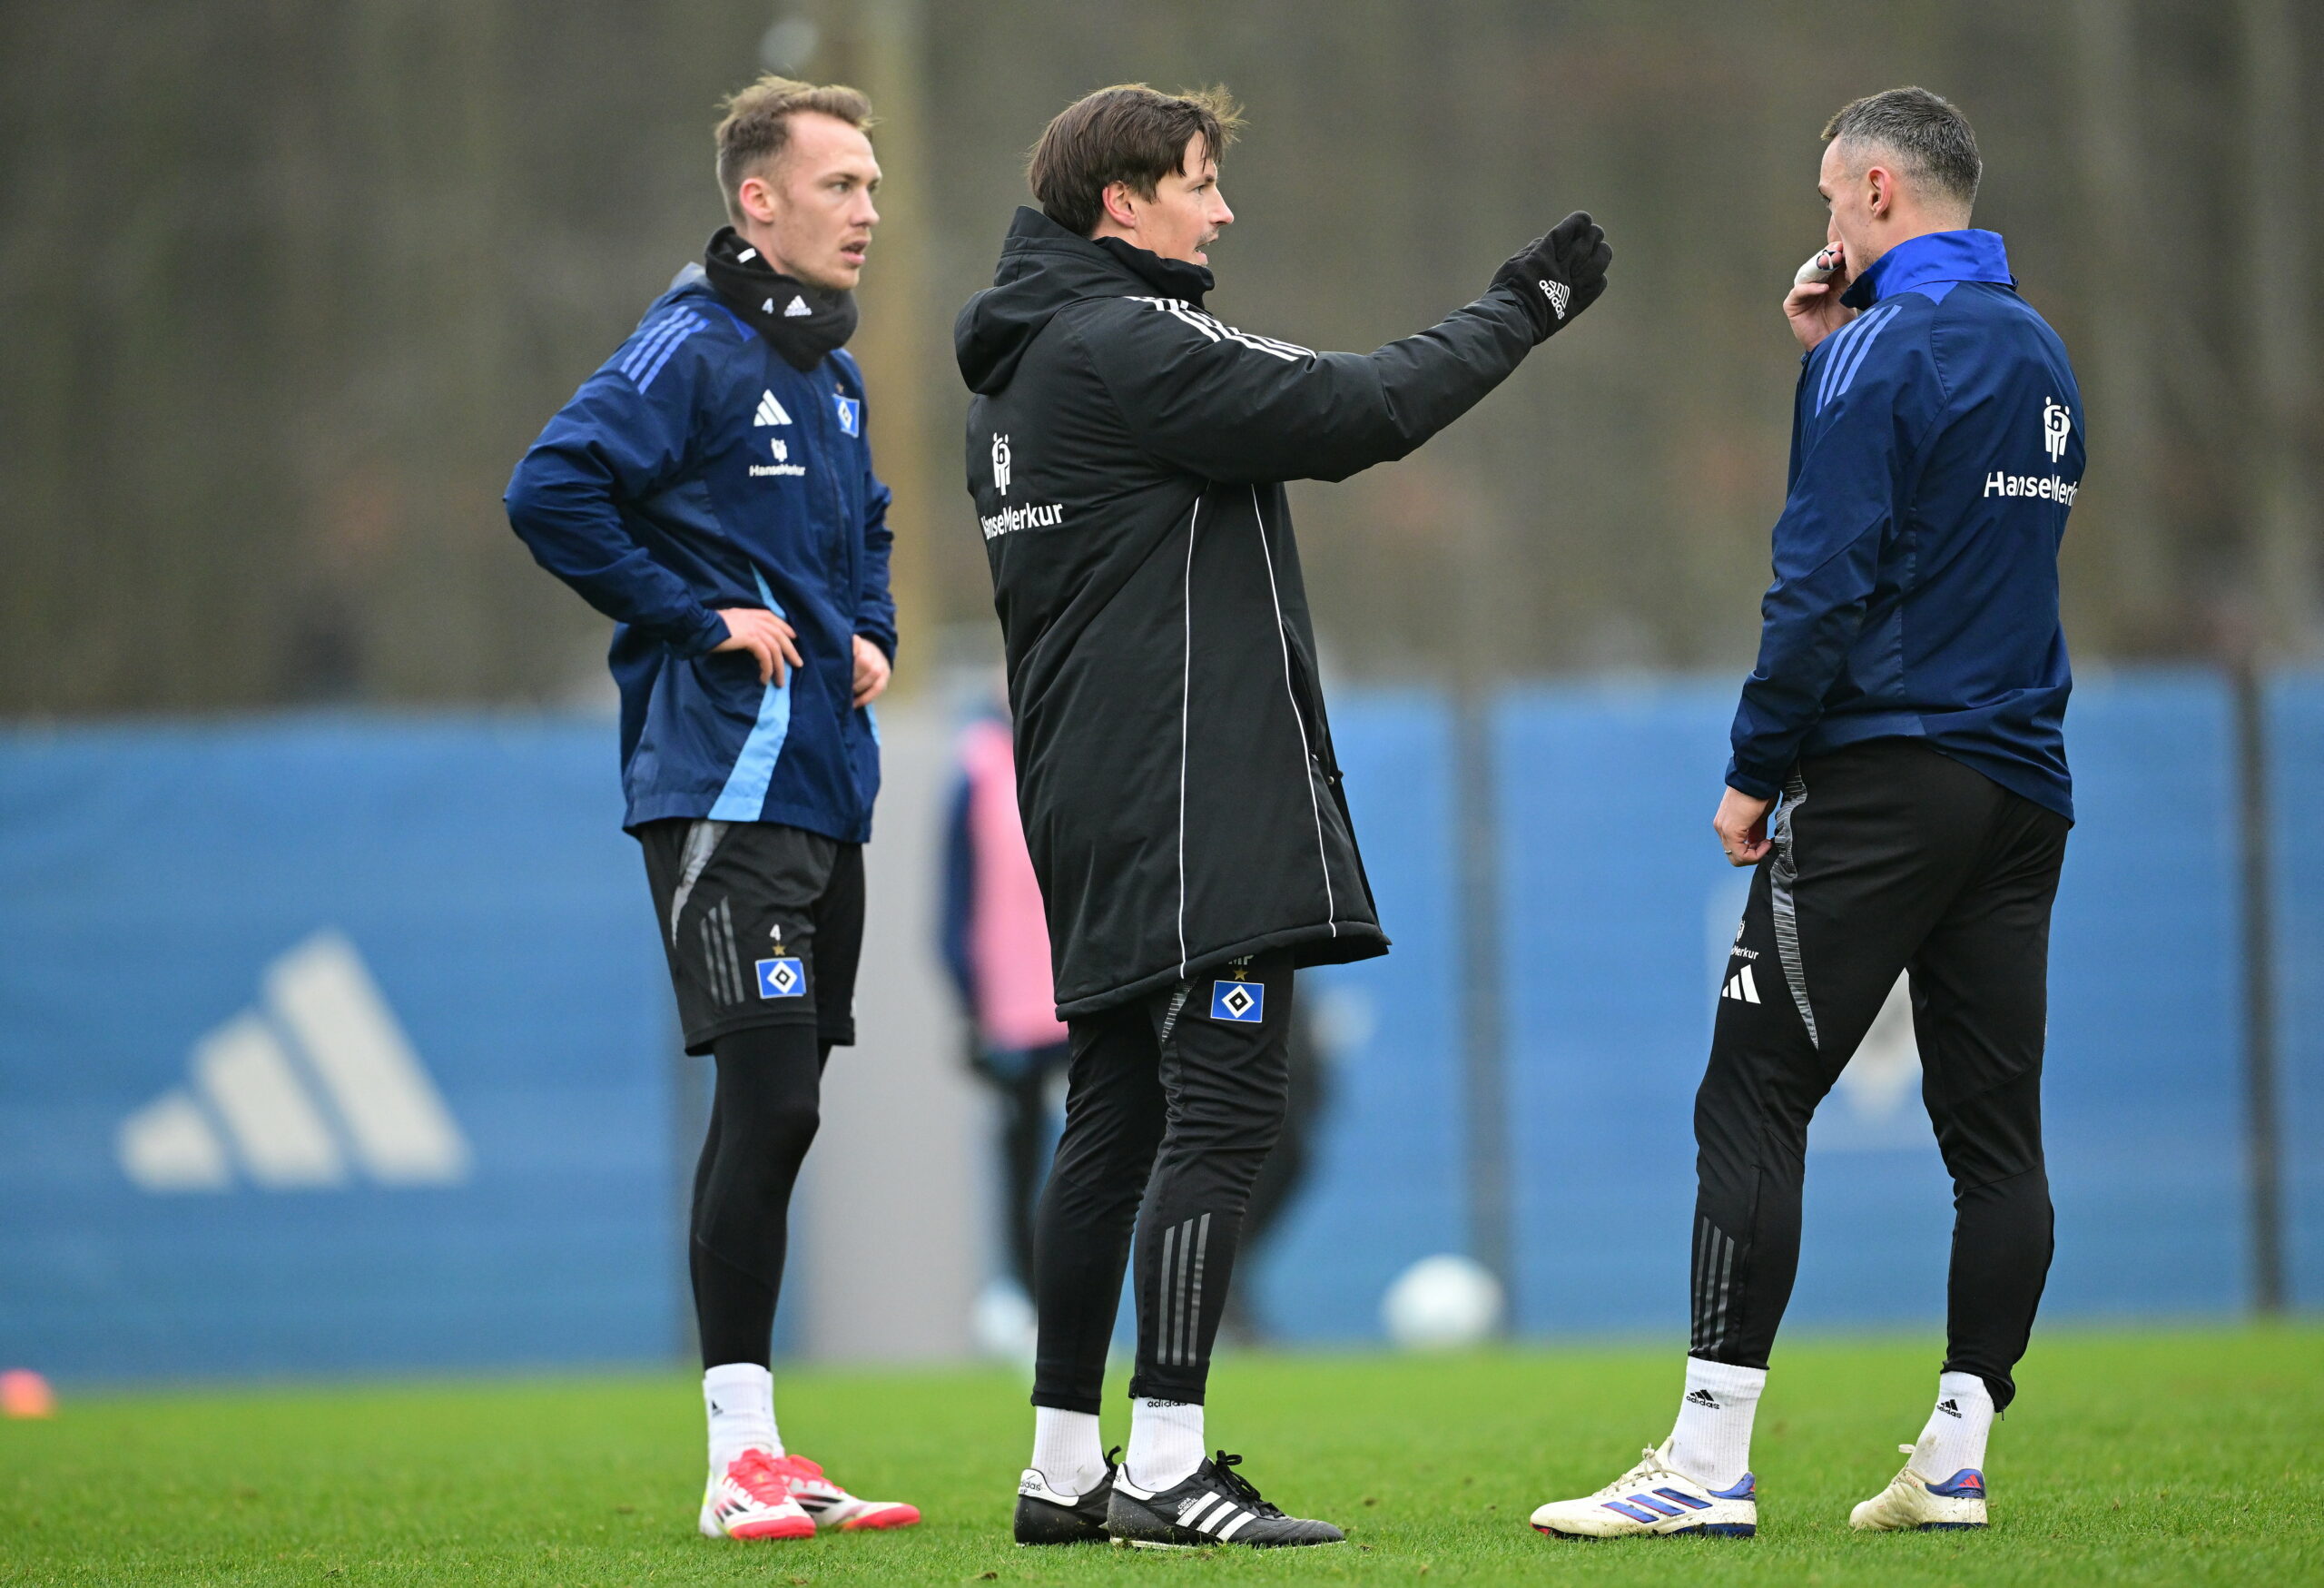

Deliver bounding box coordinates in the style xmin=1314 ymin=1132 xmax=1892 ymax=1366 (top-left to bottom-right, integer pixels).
xmin=1179 ymin=1493 xmax=1257 ymax=1540
xmin=1125 ymin=297 xmax=1313 ymax=361
xmin=116 ymin=932 xmax=471 ymax=1192
xmin=1721 ymin=963 xmax=1763 ymax=1004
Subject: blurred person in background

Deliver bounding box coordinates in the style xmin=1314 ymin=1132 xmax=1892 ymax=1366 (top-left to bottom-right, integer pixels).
xmin=939 ymin=695 xmax=1073 ymax=1306
xmin=956 ymin=83 xmax=1610 ymax=1549
xmin=1530 ymin=87 xmax=2083 ymax=1543
xmin=504 ymin=75 xmax=918 ymax=1544
xmin=938 ymin=694 xmax=1328 ymax=1335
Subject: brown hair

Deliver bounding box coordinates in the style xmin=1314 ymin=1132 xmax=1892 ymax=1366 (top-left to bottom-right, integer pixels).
xmin=1026 ymin=84 xmax=1244 ymax=237
xmin=714 ymin=74 xmax=874 ymax=223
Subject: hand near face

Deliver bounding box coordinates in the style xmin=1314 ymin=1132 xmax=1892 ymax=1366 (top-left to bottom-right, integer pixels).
xmin=1784 ymin=237 xmax=1855 ymax=351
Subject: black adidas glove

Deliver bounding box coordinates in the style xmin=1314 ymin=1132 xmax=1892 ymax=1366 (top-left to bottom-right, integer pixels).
xmin=1491 ymin=211 xmax=1612 ymax=342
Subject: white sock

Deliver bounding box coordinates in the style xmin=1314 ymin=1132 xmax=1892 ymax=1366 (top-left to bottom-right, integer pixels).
xmin=1910 ymin=1371 xmax=1994 ymax=1482
xmin=704 ymin=1363 xmax=781 ymax=1471
xmin=1666 ymin=1356 xmax=1766 ymax=1490
xmin=1028 ymin=1407 xmax=1107 ymax=1498
xmin=1125 ymin=1397 xmax=1205 ymax=1492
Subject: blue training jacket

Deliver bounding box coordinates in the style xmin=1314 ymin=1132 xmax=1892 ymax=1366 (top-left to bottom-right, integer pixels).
xmin=1727 ymin=229 xmax=2084 ymax=821
xmin=506 ymin=273 xmax=895 ymax=840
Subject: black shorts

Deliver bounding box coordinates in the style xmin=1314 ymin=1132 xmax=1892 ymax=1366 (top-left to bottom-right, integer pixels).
xmin=637 ymin=818 xmax=864 ymax=1054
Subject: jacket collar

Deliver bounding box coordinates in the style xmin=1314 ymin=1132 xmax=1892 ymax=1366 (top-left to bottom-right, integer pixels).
xmin=1842 ymin=228 xmax=2012 ymax=309
xmin=700 ymin=226 xmax=859 ymax=371
xmin=955 ymin=209 xmax=1214 ymax=394
xmin=995 ymin=207 xmax=1213 ymax=305
xmin=1091 ymin=235 xmax=1213 ymax=306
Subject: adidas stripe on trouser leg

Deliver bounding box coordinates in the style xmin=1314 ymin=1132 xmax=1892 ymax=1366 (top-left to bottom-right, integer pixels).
xmin=1028 ymin=951 xmax=1295 ymax=1413
xmin=1689 ymin=741 xmax=2066 ymax=1411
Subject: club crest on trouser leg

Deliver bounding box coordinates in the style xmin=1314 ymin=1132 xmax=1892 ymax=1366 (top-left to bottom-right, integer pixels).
xmin=755 ymin=956 xmax=805 ymax=998
xmin=1210 ymin=980 xmax=1263 ymax=1022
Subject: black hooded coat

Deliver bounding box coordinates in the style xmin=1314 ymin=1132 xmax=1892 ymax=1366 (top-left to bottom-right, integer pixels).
xmin=955 ymin=207 xmax=1542 ymax=1017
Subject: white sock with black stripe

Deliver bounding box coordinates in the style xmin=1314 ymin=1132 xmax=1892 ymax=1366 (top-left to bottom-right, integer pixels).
xmin=1127 ymin=1397 xmax=1204 ymax=1492
xmin=1666 ymin=1356 xmax=1765 ymax=1490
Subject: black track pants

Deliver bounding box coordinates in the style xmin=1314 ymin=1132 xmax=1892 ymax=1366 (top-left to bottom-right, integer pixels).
xmin=1692 ymin=740 xmax=2069 ymax=1411
xmin=690 ymin=1025 xmax=829 ymax=1368
xmin=1030 ymin=951 xmax=1294 ymax=1412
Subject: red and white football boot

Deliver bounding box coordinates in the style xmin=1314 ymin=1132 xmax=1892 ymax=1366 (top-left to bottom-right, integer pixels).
xmin=774 ymin=1454 xmax=921 ymax=1532
xmin=699 ymin=1447 xmax=816 ymax=1541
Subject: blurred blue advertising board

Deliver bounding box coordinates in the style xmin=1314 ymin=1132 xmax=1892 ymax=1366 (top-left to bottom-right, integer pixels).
xmin=1485 ymin=671 xmax=2256 ymax=1337
xmin=0 ymin=674 xmax=2309 ymax=1379
xmin=2272 ymin=674 xmax=2324 ymax=1309
xmin=0 ymin=716 xmax=675 ymax=1378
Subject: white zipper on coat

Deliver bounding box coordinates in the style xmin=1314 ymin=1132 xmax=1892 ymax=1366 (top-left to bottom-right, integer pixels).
xmin=1176 ymin=496 xmax=1201 ymax=978
xmin=1250 ymin=484 xmax=1337 ymax=937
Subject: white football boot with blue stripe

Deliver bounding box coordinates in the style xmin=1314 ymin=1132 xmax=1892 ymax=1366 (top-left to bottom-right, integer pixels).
xmin=1529 ymin=1441 xmax=1757 ymax=1539
xmin=1849 ymin=1444 xmax=1988 ymax=1531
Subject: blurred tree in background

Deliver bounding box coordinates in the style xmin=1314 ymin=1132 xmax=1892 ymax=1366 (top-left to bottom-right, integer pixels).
xmin=2 ymin=0 xmax=2315 ymax=717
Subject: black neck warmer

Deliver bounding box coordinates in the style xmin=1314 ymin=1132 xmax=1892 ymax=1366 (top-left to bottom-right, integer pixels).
xmin=702 ymin=227 xmax=860 ymax=371
xmin=1093 ymin=235 xmax=1215 ymax=308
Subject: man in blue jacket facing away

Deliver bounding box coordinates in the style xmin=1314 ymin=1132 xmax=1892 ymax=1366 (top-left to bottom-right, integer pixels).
xmin=505 ymin=76 xmax=918 ymax=1544
xmin=1531 ymin=87 xmax=2084 ymax=1542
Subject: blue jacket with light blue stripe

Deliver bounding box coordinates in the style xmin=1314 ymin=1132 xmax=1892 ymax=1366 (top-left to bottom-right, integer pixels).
xmin=1727 ymin=230 xmax=2084 ymax=820
xmin=506 ymin=275 xmax=894 ymax=840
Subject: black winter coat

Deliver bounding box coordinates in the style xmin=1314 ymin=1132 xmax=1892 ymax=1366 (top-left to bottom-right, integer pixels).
xmin=955 ymin=208 xmax=1541 ymax=1016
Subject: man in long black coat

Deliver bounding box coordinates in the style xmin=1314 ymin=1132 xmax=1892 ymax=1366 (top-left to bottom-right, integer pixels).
xmin=956 ymin=84 xmax=1610 ymax=1550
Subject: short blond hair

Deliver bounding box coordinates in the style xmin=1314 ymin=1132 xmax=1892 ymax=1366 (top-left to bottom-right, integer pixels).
xmin=714 ymin=75 xmax=874 ymax=223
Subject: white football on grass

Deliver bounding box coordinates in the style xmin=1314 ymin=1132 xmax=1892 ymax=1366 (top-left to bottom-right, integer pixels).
xmin=1382 ymin=1254 xmax=1503 ymax=1349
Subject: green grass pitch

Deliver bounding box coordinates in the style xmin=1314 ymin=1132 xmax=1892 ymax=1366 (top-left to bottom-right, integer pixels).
xmin=2 ymin=1325 xmax=2317 ymax=1584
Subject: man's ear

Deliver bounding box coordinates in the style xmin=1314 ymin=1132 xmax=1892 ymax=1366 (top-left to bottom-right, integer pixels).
xmin=736 ymin=172 xmax=780 ymax=225
xmin=1099 ymin=180 xmax=1140 ymax=232
xmin=1865 ymin=164 xmax=1896 ymax=221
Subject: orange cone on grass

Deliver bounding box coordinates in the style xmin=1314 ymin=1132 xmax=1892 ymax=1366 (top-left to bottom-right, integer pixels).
xmin=1 ymin=1370 xmax=54 ymax=1418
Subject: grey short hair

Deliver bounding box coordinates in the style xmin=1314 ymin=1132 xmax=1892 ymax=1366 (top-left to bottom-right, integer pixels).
xmin=1823 ymin=86 xmax=1981 ymax=213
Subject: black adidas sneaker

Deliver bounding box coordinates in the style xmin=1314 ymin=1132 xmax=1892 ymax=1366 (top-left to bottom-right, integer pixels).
xmin=1014 ymin=1448 xmax=1119 ymax=1545
xmin=1108 ymin=1452 xmax=1344 ymax=1549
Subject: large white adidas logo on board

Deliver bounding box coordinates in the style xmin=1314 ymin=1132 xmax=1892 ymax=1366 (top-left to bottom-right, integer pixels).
xmin=117 ymin=932 xmax=471 ymax=1192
